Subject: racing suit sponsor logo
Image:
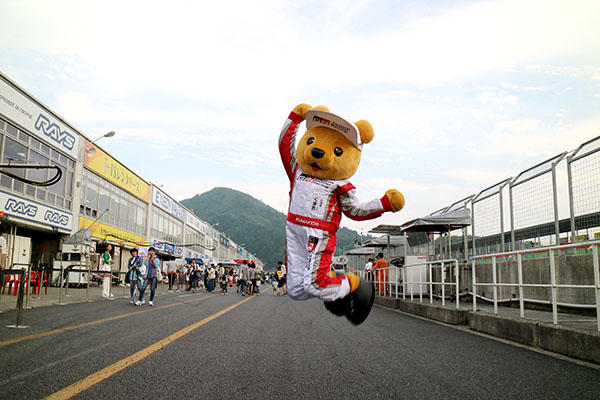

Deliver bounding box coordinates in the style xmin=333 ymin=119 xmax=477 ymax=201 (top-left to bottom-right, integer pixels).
xmin=298 ymin=173 xmax=336 ymax=190
xmin=311 ymin=198 xmax=324 ymax=212
xmin=305 ymin=243 xmax=315 ymax=271
xmin=294 ymin=216 xmax=320 ymax=227
xmin=307 ymin=236 xmax=319 ymax=252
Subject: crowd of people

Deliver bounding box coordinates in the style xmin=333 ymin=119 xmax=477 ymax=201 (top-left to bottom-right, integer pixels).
xmin=125 ymin=254 xmax=280 ymax=305
xmin=122 ymin=247 xmax=387 ymax=304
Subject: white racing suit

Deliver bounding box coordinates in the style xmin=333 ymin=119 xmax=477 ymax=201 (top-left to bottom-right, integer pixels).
xmin=279 ymin=110 xmax=392 ymax=302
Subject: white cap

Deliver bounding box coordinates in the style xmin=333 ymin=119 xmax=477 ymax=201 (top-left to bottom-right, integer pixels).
xmin=305 ymin=110 xmax=362 ymax=151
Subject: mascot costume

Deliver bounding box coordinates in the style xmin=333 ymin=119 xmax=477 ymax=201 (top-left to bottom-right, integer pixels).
xmin=279 ymin=103 xmax=405 ymax=325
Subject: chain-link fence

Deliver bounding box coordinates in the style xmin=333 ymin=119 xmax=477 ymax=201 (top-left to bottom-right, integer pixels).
xmin=472 ymin=179 xmax=509 ymax=256
xmin=419 ymin=135 xmax=600 ymax=260
xmin=568 ymin=136 xmax=600 ymax=242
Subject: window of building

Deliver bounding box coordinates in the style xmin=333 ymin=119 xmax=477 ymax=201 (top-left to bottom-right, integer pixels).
xmin=79 ymin=169 xmax=148 ymax=237
xmin=0 ymin=118 xmax=76 ymax=210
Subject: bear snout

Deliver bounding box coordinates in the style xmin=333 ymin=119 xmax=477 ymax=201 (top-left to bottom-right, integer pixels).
xmin=311 ymin=147 xmax=325 ymax=159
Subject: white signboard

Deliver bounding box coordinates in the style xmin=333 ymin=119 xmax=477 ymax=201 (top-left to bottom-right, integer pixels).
xmin=0 ymin=190 xmax=73 ymax=232
xmin=186 ymin=211 xmax=206 ymax=233
xmin=0 ymin=76 xmax=80 ymax=159
xmin=152 ymin=186 xmax=185 ymax=221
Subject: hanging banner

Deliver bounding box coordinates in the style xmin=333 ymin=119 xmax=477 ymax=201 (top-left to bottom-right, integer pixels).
xmin=150 ymin=237 xmax=183 ymax=257
xmin=85 ymin=141 xmax=151 ymax=202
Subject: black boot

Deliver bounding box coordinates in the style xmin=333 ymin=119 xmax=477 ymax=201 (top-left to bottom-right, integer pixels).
xmin=324 ymin=296 xmax=349 ymax=316
xmin=345 ymin=278 xmax=375 ymax=325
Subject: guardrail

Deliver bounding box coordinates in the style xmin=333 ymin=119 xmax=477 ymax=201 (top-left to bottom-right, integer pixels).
xmin=0 ymin=262 xmax=176 ymax=327
xmin=360 ymin=258 xmax=461 ymax=309
xmin=472 ymin=240 xmax=600 ymax=331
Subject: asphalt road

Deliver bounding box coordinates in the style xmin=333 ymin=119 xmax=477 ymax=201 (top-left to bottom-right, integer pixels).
xmin=1 ymin=287 xmax=599 ymax=399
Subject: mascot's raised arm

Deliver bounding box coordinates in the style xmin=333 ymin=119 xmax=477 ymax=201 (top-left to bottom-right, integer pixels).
xmin=278 ymin=103 xmax=405 ymax=325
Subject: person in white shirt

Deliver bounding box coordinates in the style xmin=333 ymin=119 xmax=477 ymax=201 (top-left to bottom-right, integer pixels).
xmin=365 ymin=258 xmax=373 ymax=282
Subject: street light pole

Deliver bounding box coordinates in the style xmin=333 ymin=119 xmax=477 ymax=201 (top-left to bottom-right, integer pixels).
xmin=85 ymin=131 xmax=116 ymax=156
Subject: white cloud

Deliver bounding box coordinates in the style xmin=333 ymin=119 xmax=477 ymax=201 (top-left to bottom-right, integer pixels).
xmin=501 ymin=82 xmax=519 ymax=89
xmin=2 ymin=0 xmax=600 ymax=95
xmin=476 ymin=90 xmax=519 ymax=104
xmin=522 ymin=86 xmax=548 ymax=92
xmin=471 ymin=115 xmax=600 ymax=158
xmin=527 ymin=65 xmax=600 ymax=82
xmin=495 ymin=118 xmax=540 ymax=132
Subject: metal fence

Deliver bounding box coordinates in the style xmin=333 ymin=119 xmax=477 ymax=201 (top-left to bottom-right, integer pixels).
xmin=369 ymin=240 xmax=600 ymax=331
xmin=422 ymin=135 xmax=600 ymax=261
xmin=366 ymin=135 xmax=600 ymax=330
xmin=471 ymin=240 xmax=600 ymax=330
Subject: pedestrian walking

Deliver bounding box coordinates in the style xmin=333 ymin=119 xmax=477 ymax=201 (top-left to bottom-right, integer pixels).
xmin=249 ymin=262 xmax=256 ymax=295
xmin=219 ymin=270 xmax=228 ymax=295
xmin=227 ymin=269 xmax=234 ymax=287
xmin=101 ymin=244 xmax=115 ymax=298
xmin=137 ymin=247 xmax=161 ymax=306
xmin=127 ymin=248 xmax=143 ymax=303
xmin=255 ymin=269 xmax=262 ymax=295
xmin=207 ymin=264 xmax=216 ymax=292
xmin=186 ymin=259 xmax=198 ymax=292
xmin=167 ymin=258 xmax=178 ymax=292
xmin=277 ymin=261 xmax=287 ymax=296
xmin=239 ymin=261 xmax=249 ymax=296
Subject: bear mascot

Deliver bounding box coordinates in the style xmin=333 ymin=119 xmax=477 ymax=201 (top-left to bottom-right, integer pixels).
xmin=278 ymin=103 xmax=405 ymax=325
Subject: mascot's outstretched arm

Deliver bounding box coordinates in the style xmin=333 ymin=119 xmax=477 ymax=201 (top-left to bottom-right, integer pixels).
xmin=338 ymin=186 xmax=405 ymax=221
xmin=279 ymin=103 xmax=312 ymax=181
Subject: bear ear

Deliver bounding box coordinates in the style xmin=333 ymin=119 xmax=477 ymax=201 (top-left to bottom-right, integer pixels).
xmin=312 ymin=105 xmax=329 ymax=112
xmin=355 ymin=120 xmax=374 ymax=144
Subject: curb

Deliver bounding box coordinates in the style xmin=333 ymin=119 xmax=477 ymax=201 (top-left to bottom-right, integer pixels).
xmin=375 ymin=296 xmax=600 ymax=364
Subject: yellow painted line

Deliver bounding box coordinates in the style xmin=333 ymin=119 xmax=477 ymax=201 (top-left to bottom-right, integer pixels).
xmin=45 ymin=296 xmax=254 ymax=400
xmin=0 ymin=295 xmax=216 ymax=347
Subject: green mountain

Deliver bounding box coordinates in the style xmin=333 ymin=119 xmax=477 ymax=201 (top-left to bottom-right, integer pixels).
xmin=180 ymin=187 xmax=372 ymax=269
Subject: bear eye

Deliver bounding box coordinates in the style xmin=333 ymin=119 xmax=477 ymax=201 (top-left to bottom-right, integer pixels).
xmin=307 ymin=137 xmax=315 ymax=145
xmin=334 ymin=147 xmax=343 ymax=157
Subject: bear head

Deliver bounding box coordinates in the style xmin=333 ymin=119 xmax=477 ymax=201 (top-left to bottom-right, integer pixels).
xmin=296 ymin=106 xmax=374 ymax=181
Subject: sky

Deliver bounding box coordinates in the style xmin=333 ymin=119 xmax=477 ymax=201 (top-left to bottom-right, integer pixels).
xmin=1 ymin=0 xmax=599 ymax=235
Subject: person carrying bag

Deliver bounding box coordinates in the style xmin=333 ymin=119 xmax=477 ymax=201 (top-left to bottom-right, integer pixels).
xmin=127 ymin=248 xmax=143 ymax=304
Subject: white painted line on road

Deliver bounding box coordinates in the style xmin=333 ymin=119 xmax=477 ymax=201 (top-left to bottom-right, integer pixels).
xmin=45 ymin=295 xmax=254 ymax=400
xmin=0 ymin=295 xmax=217 ymax=348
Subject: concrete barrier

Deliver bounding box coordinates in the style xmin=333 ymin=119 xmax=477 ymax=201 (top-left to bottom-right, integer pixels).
xmin=375 ymin=296 xmax=469 ymax=325
xmin=375 ymin=297 xmax=600 ymax=364
xmin=468 ymin=311 xmax=538 ymax=347
xmin=537 ymin=323 xmax=600 ymax=364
